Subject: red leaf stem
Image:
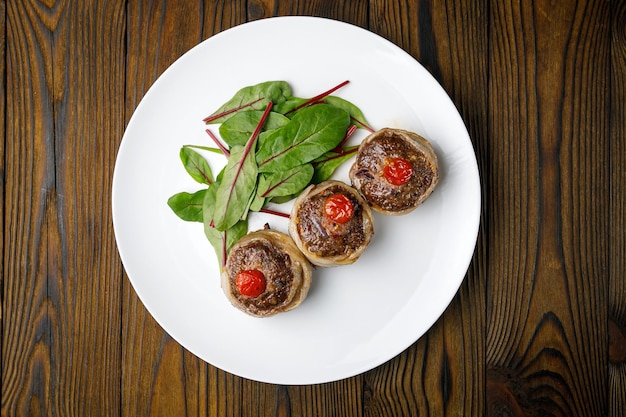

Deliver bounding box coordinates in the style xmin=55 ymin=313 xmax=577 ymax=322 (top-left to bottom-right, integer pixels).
xmin=285 ymin=80 xmax=350 ymax=115
xmin=313 ymin=146 xmax=359 ymax=166
xmin=202 ymin=97 xmax=264 ymax=123
xmin=332 ymin=124 xmax=358 ymax=153
xmin=351 ymin=116 xmax=375 ymax=133
xmin=221 ymin=229 xmax=227 ymax=267
xmin=259 ymin=208 xmax=291 ymax=219
xmin=205 ymin=129 xmax=230 ymax=157
xmin=260 ymin=169 xmax=304 ymax=198
xmin=248 ymin=101 xmax=274 ymax=149
xmin=222 ymin=102 xmax=274 ymax=213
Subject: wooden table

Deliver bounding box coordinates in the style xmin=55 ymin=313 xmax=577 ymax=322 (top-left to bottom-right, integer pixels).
xmin=2 ymin=1 xmax=625 ymax=415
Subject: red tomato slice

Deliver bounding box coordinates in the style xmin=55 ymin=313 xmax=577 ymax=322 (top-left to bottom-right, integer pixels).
xmin=323 ymin=193 xmax=354 ymax=224
xmin=383 ymin=157 xmax=414 ymax=185
xmin=235 ymin=269 xmax=266 ymax=298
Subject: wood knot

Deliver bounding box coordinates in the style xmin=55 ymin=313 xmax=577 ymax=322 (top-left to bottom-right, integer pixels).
xmin=486 ymin=368 xmax=525 ymax=417
xmin=247 ymin=1 xmax=267 ymax=21
xmin=609 ymin=319 xmax=626 ymax=364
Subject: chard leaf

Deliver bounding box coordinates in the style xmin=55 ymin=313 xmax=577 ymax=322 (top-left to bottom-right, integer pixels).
xmin=219 ymin=111 xmax=289 ymax=147
xmin=204 ymin=81 xmax=290 ymax=124
xmin=283 ymin=80 xmax=350 ymax=117
xmin=213 ymin=102 xmax=273 ymax=230
xmin=240 ymin=181 xmax=260 ymax=220
xmin=312 ymin=146 xmax=358 ymax=184
xmin=203 ymin=184 xmax=248 ymax=268
xmin=249 ymin=193 xmax=266 ymax=212
xmin=269 ymin=194 xmax=297 ymax=204
xmin=202 ymin=179 xmax=218 ymax=222
xmin=167 ymin=189 xmax=207 ymax=222
xmin=212 ymin=145 xmax=259 ymax=231
xmin=272 ymin=97 xmax=308 ymax=115
xmin=184 ymin=144 xmax=226 ymax=155
xmin=323 ymin=95 xmax=373 ymax=131
xmin=256 ymin=104 xmax=350 ymax=173
xmin=257 ymin=164 xmax=314 ymax=199
xmin=180 ymin=146 xmax=213 ymax=185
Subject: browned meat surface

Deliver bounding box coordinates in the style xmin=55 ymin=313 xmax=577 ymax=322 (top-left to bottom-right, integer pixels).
xmin=289 ymin=180 xmax=374 ymax=267
xmin=350 ymin=128 xmax=439 ymax=215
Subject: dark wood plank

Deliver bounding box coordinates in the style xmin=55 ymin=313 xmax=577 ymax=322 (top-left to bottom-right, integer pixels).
xmin=285 ymin=380 xmax=363 ymax=417
xmin=122 ymin=1 xmax=224 ymax=415
xmin=2 ymin=2 xmax=56 ymax=413
xmin=247 ymin=0 xmax=368 ymax=23
xmin=0 ymin=2 xmax=5 ymax=401
xmin=610 ymin=2 xmax=626 ymax=416
xmin=364 ymin=0 xmax=488 ymax=415
xmin=51 ymin=1 xmax=127 ymax=412
xmin=486 ymin=0 xmax=611 ymax=415
xmin=2 ymin=0 xmax=126 ymax=415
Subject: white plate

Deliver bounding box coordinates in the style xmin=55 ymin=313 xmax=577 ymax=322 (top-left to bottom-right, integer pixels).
xmin=112 ymin=16 xmax=480 ymax=385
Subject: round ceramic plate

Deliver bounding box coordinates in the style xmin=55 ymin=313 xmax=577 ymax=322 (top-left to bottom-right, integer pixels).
xmin=112 ymin=16 xmax=480 ymax=384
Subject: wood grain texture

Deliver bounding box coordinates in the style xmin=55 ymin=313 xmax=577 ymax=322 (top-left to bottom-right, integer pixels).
xmin=486 ymin=0 xmax=610 ymax=416
xmin=2 ymin=0 xmax=126 ymax=415
xmin=247 ymin=0 xmax=368 ymax=23
xmin=610 ymin=1 xmax=626 ymax=416
xmin=0 ymin=1 xmax=5 ymax=397
xmin=122 ymin=1 xmax=220 ymax=416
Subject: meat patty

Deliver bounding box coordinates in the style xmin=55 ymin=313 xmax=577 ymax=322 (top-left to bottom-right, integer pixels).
xmin=222 ymin=230 xmax=312 ymax=317
xmin=289 ymin=180 xmax=374 ymax=267
xmin=349 ymin=128 xmax=439 ymax=215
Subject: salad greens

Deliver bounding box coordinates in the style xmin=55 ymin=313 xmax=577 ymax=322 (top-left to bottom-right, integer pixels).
xmin=168 ymin=80 xmax=373 ymax=267
xmin=256 ymin=104 xmax=350 ymax=172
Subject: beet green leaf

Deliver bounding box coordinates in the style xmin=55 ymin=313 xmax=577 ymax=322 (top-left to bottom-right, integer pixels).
xmin=256 ymin=104 xmax=350 ymax=173
xmin=204 ymin=81 xmax=290 ymax=124
xmin=180 ymin=146 xmax=214 ymax=185
xmin=272 ymin=96 xmax=308 ymax=115
xmin=323 ymin=95 xmax=374 ymax=132
xmin=203 ymin=184 xmax=248 ymax=268
xmin=167 ymin=189 xmax=207 ymax=222
xmin=212 ymin=145 xmax=259 ymax=231
xmin=312 ymin=146 xmax=358 ymax=184
xmin=219 ymin=110 xmax=289 ymax=148
xmin=257 ymin=164 xmax=314 ymax=199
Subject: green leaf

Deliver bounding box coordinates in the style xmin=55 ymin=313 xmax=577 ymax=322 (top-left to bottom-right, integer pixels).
xmin=323 ymin=95 xmax=373 ymax=131
xmin=257 ymin=164 xmax=314 ymax=199
xmin=272 ymin=96 xmax=308 ymax=115
xmin=219 ymin=111 xmax=289 ymax=147
xmin=180 ymin=146 xmax=214 ymax=185
xmin=212 ymin=145 xmax=259 ymax=231
xmin=183 ymin=144 xmax=226 ymax=155
xmin=202 ymin=181 xmax=218 ymax=222
xmin=167 ymin=189 xmax=207 ymax=222
xmin=204 ymin=81 xmax=291 ymax=124
xmin=269 ymin=194 xmax=297 ymax=205
xmin=312 ymin=146 xmax=358 ymax=184
xmin=249 ymin=193 xmax=266 ymax=212
xmin=240 ymin=181 xmax=260 ymax=220
xmin=203 ymin=185 xmax=248 ymax=268
xmin=256 ymin=104 xmax=350 ymax=173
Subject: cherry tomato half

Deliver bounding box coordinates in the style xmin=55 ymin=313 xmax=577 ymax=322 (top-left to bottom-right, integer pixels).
xmin=383 ymin=157 xmax=414 ymax=185
xmin=324 ymin=193 xmax=354 ymax=224
xmin=235 ymin=269 xmax=266 ymax=298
